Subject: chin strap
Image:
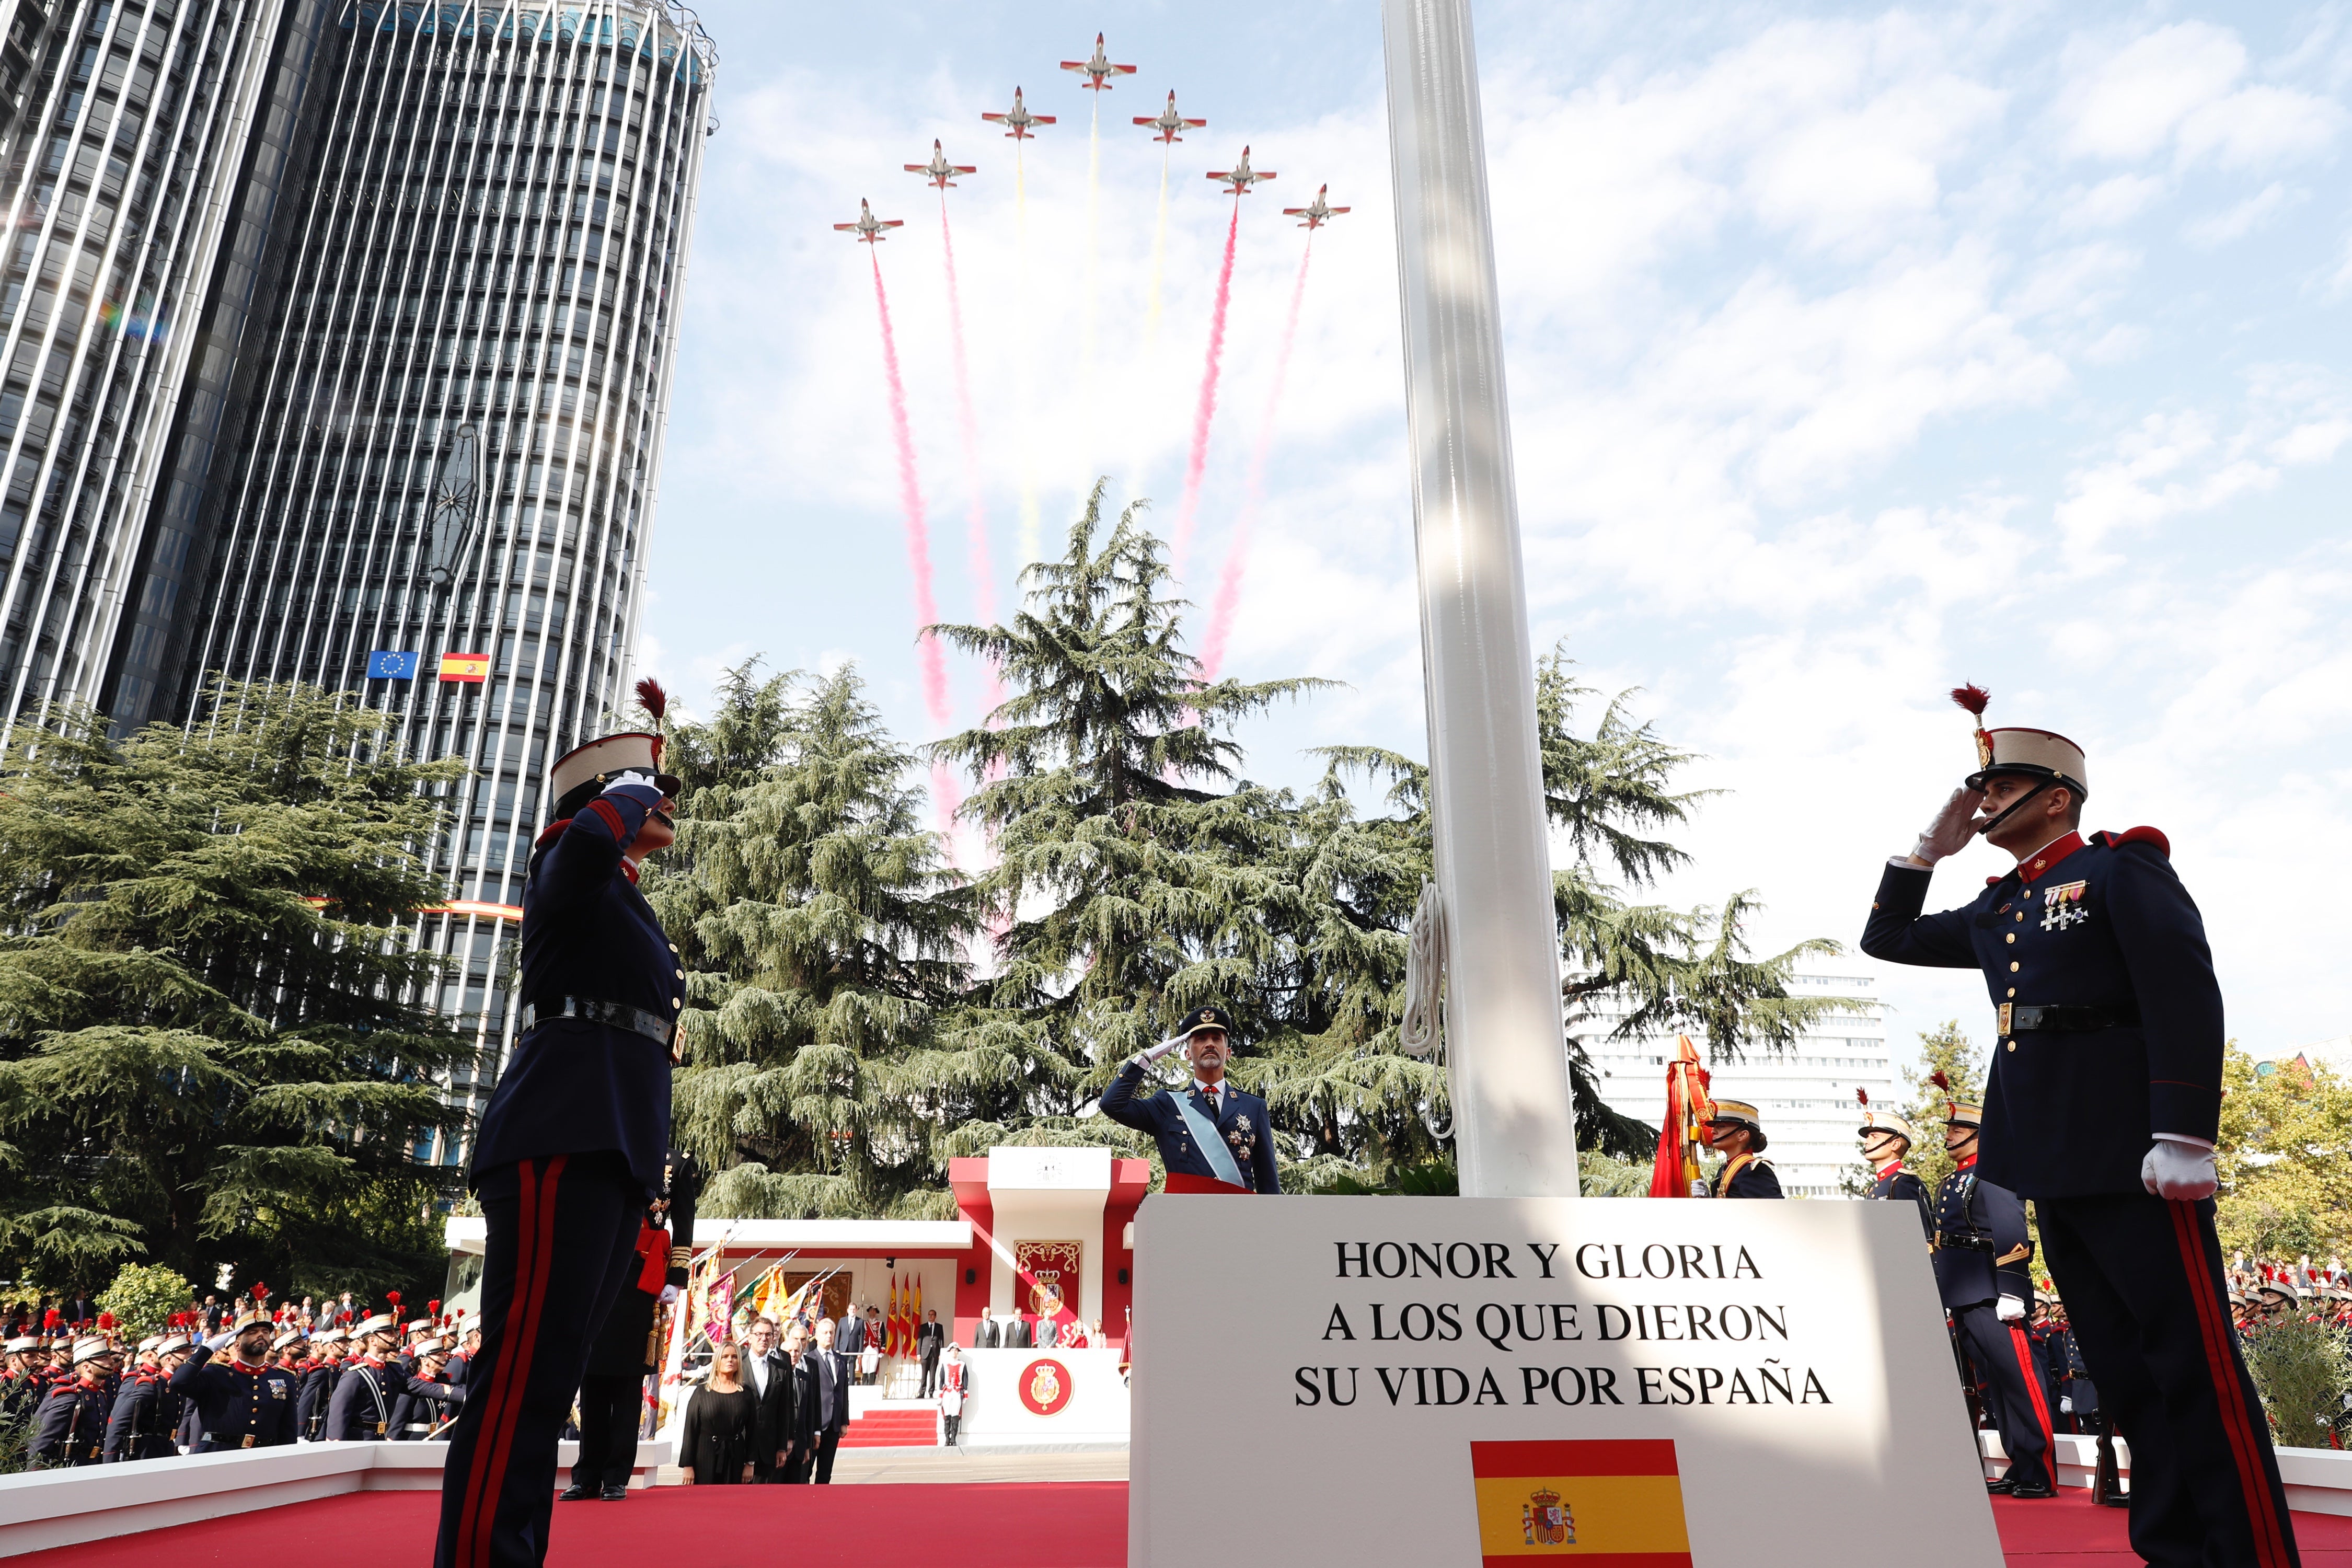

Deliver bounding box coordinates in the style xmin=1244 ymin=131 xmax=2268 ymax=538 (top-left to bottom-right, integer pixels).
xmin=1974 ymin=777 xmax=2058 ymax=841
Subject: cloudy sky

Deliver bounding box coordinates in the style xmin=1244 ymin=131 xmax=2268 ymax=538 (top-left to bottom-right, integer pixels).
xmin=645 ymin=1 xmax=2352 ymax=1067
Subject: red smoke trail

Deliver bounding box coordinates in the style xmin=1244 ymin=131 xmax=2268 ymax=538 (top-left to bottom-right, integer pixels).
xmin=1201 ymin=238 xmax=1313 ymax=681
xmin=1171 ymin=201 xmax=1241 ymax=574
xmin=938 ymin=195 xmax=1005 ymax=719
xmin=867 ymin=249 xmax=960 ymax=831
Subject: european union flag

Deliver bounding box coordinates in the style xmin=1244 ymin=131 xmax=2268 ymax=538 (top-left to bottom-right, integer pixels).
xmin=368 ymin=650 xmax=421 ymax=680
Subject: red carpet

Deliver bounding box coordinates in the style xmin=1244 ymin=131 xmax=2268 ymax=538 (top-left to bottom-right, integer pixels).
xmin=14 ymin=1484 xmax=2352 ymax=1565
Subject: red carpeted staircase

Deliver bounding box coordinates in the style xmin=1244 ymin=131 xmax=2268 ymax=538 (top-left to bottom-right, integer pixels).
xmin=838 ymin=1404 xmax=940 ymax=1448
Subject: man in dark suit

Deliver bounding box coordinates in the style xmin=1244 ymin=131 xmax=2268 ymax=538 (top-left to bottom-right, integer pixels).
xmin=779 ymin=1324 xmax=822 ymax=1483
xmin=805 ymin=1318 xmax=852 ymax=1482
xmin=974 ymin=1308 xmax=1000 ymax=1350
xmin=1100 ymin=1004 xmax=1281 ymax=1194
xmin=835 ymin=1305 xmax=864 ymax=1361
xmin=1003 ymin=1313 xmax=1033 ymax=1350
xmin=741 ymin=1316 xmax=795 ymax=1483
xmin=917 ymin=1310 xmax=946 ymax=1397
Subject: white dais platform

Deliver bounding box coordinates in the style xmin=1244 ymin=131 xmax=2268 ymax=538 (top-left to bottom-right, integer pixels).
xmin=0 ymin=1438 xmax=674 ymax=1558
xmin=1979 ymin=1431 xmax=2352 ymax=1517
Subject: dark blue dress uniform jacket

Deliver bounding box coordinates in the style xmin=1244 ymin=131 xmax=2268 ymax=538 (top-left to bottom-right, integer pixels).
xmin=105 ymin=1368 xmax=186 ymax=1460
xmin=1930 ymin=1162 xmax=2034 ymax=1309
xmin=32 ymin=1376 xmax=114 ymax=1465
xmin=1871 ymin=1163 xmax=1933 ymax=1237
xmin=168 ymin=1346 xmax=298 ymax=1448
xmin=470 ymin=781 xmax=678 ymax=1200
xmin=1861 ymin=829 xmax=2221 ymax=1197
xmin=1100 ymin=1064 xmax=1282 ymax=1193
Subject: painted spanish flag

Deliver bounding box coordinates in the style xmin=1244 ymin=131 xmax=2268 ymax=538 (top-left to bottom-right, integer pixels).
xmin=438 ymin=652 xmax=490 ymax=683
xmin=1470 ymin=1439 xmax=1691 ymax=1564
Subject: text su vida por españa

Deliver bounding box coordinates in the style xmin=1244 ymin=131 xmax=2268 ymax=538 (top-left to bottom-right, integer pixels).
xmin=1293 ymin=1238 xmax=1833 ymax=1412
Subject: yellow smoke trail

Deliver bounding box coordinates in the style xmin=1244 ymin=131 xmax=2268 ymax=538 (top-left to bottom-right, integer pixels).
xmin=1015 ymin=139 xmax=1040 ymax=563
xmin=1082 ymin=96 xmax=1101 ymax=424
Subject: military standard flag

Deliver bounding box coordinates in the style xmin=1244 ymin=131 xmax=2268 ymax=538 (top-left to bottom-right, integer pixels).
xmin=1469 ymin=1439 xmax=1692 ymax=1564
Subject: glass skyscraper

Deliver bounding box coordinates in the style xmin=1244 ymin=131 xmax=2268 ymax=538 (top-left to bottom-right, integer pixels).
xmin=0 ymin=0 xmax=715 ymax=1167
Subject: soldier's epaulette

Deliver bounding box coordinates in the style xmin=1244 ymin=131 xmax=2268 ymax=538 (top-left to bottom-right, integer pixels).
xmin=2091 ymin=825 xmax=2169 ymax=856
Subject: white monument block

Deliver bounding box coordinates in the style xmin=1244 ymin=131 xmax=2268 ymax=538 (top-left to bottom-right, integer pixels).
xmin=1132 ymin=1196 xmax=2002 ymax=1566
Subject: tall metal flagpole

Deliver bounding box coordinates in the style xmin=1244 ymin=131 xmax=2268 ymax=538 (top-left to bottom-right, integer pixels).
xmin=1382 ymin=0 xmax=1581 ymax=1196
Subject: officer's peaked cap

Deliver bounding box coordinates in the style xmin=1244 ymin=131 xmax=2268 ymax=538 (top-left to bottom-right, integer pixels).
xmin=4 ymin=1334 xmax=36 ymax=1353
xmin=1706 ymin=1097 xmax=1768 ymax=1151
xmin=353 ymin=1313 xmax=396 ymax=1337
xmin=1944 ymin=1098 xmax=1985 ymax=1128
xmin=72 ymin=1336 xmax=112 ymax=1364
xmin=273 ymin=1331 xmax=303 ymax=1350
xmin=1966 ymin=727 xmax=2089 ymax=799
xmin=1859 ymin=1108 xmax=1918 ymax=1143
xmin=155 ymin=1335 xmax=190 ymax=1355
xmin=1174 ymin=1004 xmax=1235 ymax=1039
xmin=549 ymin=731 xmax=681 ymax=821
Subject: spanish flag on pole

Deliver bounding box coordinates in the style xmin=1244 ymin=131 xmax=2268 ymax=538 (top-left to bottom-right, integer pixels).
xmin=437 ymin=651 xmax=490 ymax=683
xmin=1470 ymin=1439 xmax=1691 ymax=1564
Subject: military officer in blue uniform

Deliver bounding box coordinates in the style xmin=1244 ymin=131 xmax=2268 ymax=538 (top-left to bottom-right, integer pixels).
xmin=31 ymin=1338 xmax=120 ymax=1467
xmin=435 ymin=697 xmax=687 ymax=1568
xmin=1926 ymin=1091 xmax=2055 ymax=1498
xmin=1858 ymin=1097 xmax=1931 ymax=1236
xmin=1100 ymin=1005 xmax=1280 ymax=1194
xmin=1864 ymin=692 xmax=2299 ymax=1564
xmin=297 ymin=1329 xmax=345 ymax=1439
xmin=389 ymin=1330 xmax=466 ymax=1440
xmin=327 ymin=1313 xmax=407 ymax=1440
xmin=1697 ymin=1099 xmax=1781 ymax=1197
xmin=171 ymin=1307 xmax=298 ymax=1450
xmin=105 ymin=1332 xmax=191 ymax=1461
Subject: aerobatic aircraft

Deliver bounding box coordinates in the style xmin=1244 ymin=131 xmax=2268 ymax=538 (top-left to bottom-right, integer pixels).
xmin=904 ymin=140 xmax=976 ymax=189
xmin=1207 ymin=146 xmax=1276 ymax=195
xmin=1060 ymin=33 xmax=1136 ymax=90
xmin=982 ymin=87 xmax=1056 ymax=139
xmin=1136 ymin=90 xmax=1206 ymax=144
xmin=1282 ymin=185 xmax=1350 ymax=229
xmin=832 ymin=199 xmax=902 ymax=244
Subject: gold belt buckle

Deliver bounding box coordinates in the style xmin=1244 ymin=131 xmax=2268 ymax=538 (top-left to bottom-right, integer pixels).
xmin=241 ymin=1434 xmax=256 ymax=1448
xmin=1997 ymin=1002 xmax=2013 ymax=1034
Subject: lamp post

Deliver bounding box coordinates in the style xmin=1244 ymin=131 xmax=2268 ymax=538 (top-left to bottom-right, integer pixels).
xmin=1381 ymin=0 xmax=1579 ymax=1196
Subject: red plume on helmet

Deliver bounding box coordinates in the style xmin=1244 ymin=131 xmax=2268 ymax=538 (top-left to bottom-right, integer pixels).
xmin=43 ymin=1309 xmax=60 ymax=1331
xmin=1855 ymin=1087 xmax=1869 ymax=1108
xmin=636 ymin=678 xmax=668 ymax=723
xmin=428 ymin=1300 xmax=441 ymax=1318
xmin=386 ymin=1291 xmax=402 ymax=1312
xmin=1949 ymin=685 xmax=1991 ymax=717
xmin=1930 ymin=1068 xmax=1952 ymax=1092
xmin=252 ymin=1282 xmax=268 ymax=1300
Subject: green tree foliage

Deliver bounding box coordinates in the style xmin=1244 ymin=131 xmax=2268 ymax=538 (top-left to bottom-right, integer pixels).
xmin=1894 ymin=1021 xmax=1984 ymax=1198
xmin=652 ymin=664 xmax=981 ymax=1219
xmin=2241 ymin=1316 xmax=2352 ymax=1449
xmin=0 ymin=682 xmax=471 ymax=1300
xmin=96 ymin=1262 xmax=196 ymax=1340
xmin=2217 ymin=1047 xmax=2352 ymax=1260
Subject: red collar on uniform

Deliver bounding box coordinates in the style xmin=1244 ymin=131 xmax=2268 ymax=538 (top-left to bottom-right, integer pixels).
xmin=619 ymin=858 xmax=639 ymax=884
xmin=1955 ymin=1154 xmax=1978 ymax=1171
xmin=229 ymin=1358 xmax=263 ymax=1373
xmin=1877 ymin=1161 xmax=1907 ymax=1177
xmin=2014 ymin=831 xmax=2084 ymax=885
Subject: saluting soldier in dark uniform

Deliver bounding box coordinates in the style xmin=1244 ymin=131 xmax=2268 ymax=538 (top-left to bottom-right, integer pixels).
xmin=171 ymin=1305 xmax=299 ymax=1451
xmin=1927 ymin=1087 xmax=2054 ymax=1496
xmin=1698 ymin=1099 xmax=1781 ymax=1197
xmin=105 ymin=1333 xmax=192 ymax=1461
xmin=31 ymin=1338 xmax=120 ymax=1467
xmin=435 ymin=694 xmax=686 ymax=1568
xmin=564 ymin=1149 xmax=700 ymax=1502
xmin=1101 ymin=1006 xmax=1281 ymax=1193
xmin=298 ymin=1329 xmax=346 ymax=1440
xmin=389 ymin=1332 xmax=466 ymax=1440
xmin=1864 ymin=691 xmax=2299 ymax=1564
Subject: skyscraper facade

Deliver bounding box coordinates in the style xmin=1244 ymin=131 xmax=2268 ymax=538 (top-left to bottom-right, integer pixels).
xmin=0 ymin=0 xmax=332 ymax=725
xmin=162 ymin=0 xmax=716 ymax=1161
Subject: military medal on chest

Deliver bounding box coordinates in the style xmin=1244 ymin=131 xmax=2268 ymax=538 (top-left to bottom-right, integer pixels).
xmin=2039 ymin=879 xmax=2089 ymax=932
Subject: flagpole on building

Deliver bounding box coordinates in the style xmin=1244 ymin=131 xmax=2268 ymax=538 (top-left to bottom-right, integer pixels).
xmin=1381 ymin=0 xmax=1581 ymax=1196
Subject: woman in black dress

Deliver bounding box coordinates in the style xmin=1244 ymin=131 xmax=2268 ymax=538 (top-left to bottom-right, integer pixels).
xmin=678 ymin=1341 xmax=756 ymax=1484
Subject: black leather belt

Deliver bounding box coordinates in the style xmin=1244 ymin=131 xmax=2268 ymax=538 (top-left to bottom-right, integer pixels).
xmin=1936 ymin=1232 xmax=1998 ymax=1254
xmin=1998 ymin=1002 xmax=2139 ymax=1034
xmin=520 ymin=996 xmax=674 ymax=1047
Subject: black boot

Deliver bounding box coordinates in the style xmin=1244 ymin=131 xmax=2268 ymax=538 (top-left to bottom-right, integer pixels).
xmin=1985 ymin=1475 xmax=2016 ymax=1495
xmin=600 ymin=1482 xmax=629 ymax=1501
xmin=558 ymin=1484 xmax=595 ymax=1502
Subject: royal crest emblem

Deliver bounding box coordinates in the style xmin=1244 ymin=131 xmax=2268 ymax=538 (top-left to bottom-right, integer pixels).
xmin=1520 ymin=1486 xmax=1573 ymax=1546
xmin=2040 ymin=880 xmax=2090 ymax=932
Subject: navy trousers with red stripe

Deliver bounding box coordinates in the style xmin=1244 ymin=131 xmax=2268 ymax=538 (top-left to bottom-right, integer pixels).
xmin=2039 ymin=1193 xmax=2301 ymax=1568
xmin=434 ymin=1155 xmax=642 ymax=1568
xmin=1955 ymin=1301 xmax=2056 ymax=1491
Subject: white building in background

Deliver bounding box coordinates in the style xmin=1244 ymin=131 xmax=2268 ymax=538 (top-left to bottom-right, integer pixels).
xmin=1578 ymin=971 xmax=1893 ymax=1198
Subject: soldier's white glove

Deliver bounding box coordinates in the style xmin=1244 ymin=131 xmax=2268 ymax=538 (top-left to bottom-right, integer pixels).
xmin=1689 ymin=1179 xmax=1709 ymax=1198
xmin=2060 ymin=1397 xmax=2073 ymax=1414
xmin=206 ymin=1330 xmax=236 ymax=1351
xmin=1131 ymin=1035 xmax=1189 ymax=1070
xmin=2141 ymin=1136 xmax=2218 ymax=1201
xmin=659 ymin=1285 xmax=681 ymax=1306
xmin=603 ymin=770 xmax=660 ymax=797
xmin=1910 ymin=787 xmax=1985 ymax=864
xmin=1996 ymin=1294 xmax=2025 ymax=1322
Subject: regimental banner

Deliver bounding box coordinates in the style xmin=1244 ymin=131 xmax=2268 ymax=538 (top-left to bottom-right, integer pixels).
xmin=1470 ymin=1438 xmax=1690 ymax=1563
xmin=1014 ymin=1239 xmax=1082 ymax=1323
xmin=437 ymin=651 xmax=489 ymax=683
xmin=1129 ymin=1196 xmax=2003 ymax=1567
xmin=366 ymin=650 xmax=421 ymax=679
